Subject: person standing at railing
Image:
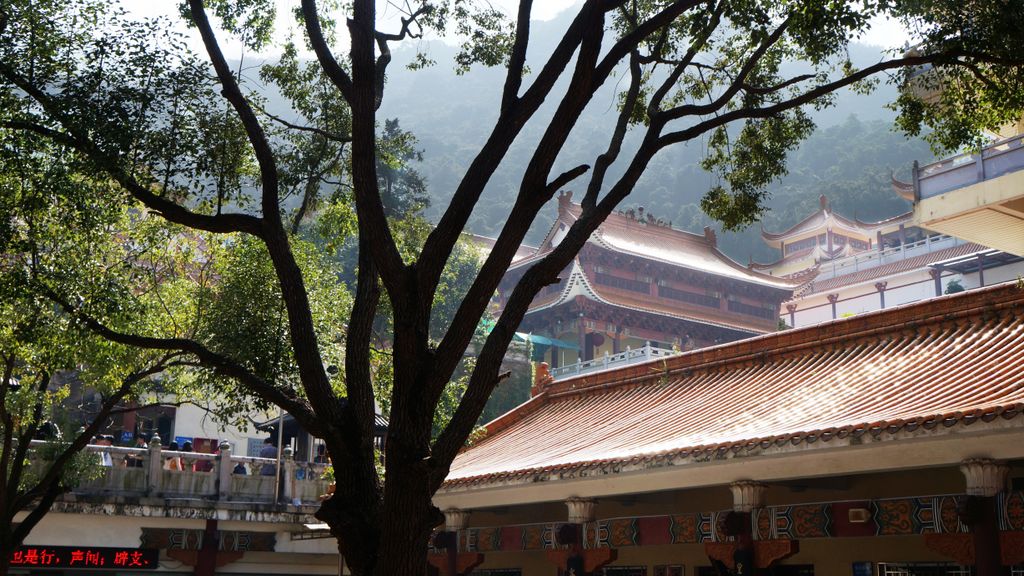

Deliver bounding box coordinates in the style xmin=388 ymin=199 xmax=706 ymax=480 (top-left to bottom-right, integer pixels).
xmin=164 ymin=441 xmax=183 ymax=471
xmin=126 ymin=435 xmax=147 ymax=468
xmin=93 ymin=435 xmax=113 ymax=467
xmin=180 ymin=441 xmax=193 ymax=471
xmin=259 ymin=438 xmax=277 ymax=476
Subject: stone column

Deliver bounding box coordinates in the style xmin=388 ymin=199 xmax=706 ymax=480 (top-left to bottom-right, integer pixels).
xmin=283 ymin=446 xmax=296 ymax=505
xmin=548 ymin=498 xmax=616 ymax=576
xmin=729 ymin=481 xmax=767 ymax=513
xmin=566 ymin=497 xmax=596 ymax=524
xmin=827 ymin=294 xmax=839 ymax=319
xmin=875 ymin=282 xmax=888 ymax=309
xmin=929 ymin=267 xmax=943 ymax=297
xmin=960 ymin=458 xmax=1008 ymax=576
xmin=785 ymin=304 xmax=797 ymax=328
xmin=729 ymin=481 xmax=766 ymax=575
xmin=444 ymin=508 xmax=471 ymax=552
xmin=216 ymin=440 xmax=233 ymax=501
xmin=147 ymin=435 xmax=163 ymax=496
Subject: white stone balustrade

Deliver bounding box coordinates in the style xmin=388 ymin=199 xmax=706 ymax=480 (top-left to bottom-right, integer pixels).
xmin=26 ymin=439 xmax=330 ymax=506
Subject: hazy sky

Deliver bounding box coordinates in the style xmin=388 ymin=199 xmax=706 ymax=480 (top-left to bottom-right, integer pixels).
xmin=124 ymin=0 xmax=910 ymax=59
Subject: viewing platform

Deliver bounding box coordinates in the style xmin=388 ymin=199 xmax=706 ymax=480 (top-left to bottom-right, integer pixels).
xmin=903 ymin=133 xmax=1024 ymax=256
xmin=550 ymin=342 xmax=680 ymax=380
xmin=31 ymin=438 xmax=331 ymax=520
xmin=813 ymin=233 xmax=966 ymax=282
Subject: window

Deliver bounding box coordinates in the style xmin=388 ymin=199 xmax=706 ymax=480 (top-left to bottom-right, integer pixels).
xmin=654 ymin=566 xmax=684 ymax=576
xmin=727 ymin=299 xmax=778 ymax=320
xmin=698 ymin=566 xmax=813 ymax=576
xmin=658 ymin=285 xmax=720 ymax=308
xmin=876 ymin=564 xmax=972 ymax=576
xmin=850 ymin=238 xmax=870 ymax=251
xmin=785 ymin=237 xmax=817 ymax=254
xmin=594 ymin=272 xmax=650 ymax=293
xmin=603 ymin=567 xmax=647 ymax=576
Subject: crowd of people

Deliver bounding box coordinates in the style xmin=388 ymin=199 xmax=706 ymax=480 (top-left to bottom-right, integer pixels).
xmin=87 ymin=434 xmax=285 ymax=476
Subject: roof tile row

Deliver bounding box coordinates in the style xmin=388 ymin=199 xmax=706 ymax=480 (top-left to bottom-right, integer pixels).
xmin=445 ymin=284 xmax=1024 ymax=487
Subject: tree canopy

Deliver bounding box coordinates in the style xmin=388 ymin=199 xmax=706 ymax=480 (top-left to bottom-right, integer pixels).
xmin=1 ymin=0 xmax=1021 ymax=574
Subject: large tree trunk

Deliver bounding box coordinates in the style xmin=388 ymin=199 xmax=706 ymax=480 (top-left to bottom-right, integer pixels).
xmin=318 ymin=462 xmax=440 ymax=576
xmin=0 ymin=535 xmax=13 ymax=576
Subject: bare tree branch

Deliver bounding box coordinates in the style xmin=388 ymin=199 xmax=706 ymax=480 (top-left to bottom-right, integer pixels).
xmin=0 ymin=355 xmax=16 ymax=515
xmin=657 ymin=51 xmax=972 ymax=147
xmin=374 ymin=4 xmax=431 ymax=110
xmin=301 ymin=0 xmax=354 ymax=103
xmin=741 ymin=73 xmax=816 ymax=96
xmin=256 ymin=106 xmax=352 ymax=144
xmin=501 ymin=0 xmax=534 ymax=112
xmin=187 ymin=0 xmax=281 ymax=227
xmin=345 ymin=0 xmax=409 ymax=303
xmin=10 ymin=359 xmax=171 ymax=542
xmin=415 ymin=0 xmax=615 ymax=311
xmin=646 ymin=0 xmax=727 ymax=118
xmin=39 ymin=286 xmax=320 ymax=435
xmin=582 ymin=50 xmax=644 ymax=209
xmin=658 ymin=14 xmax=794 ymax=123
xmin=0 ymin=116 xmax=262 ymax=236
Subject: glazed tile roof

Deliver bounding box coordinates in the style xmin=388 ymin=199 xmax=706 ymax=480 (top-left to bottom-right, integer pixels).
xmin=760 ymin=196 xmax=910 ymax=247
xmin=465 ymin=233 xmax=537 ymax=263
xmin=444 ymin=284 xmax=1024 ymax=488
xmin=511 ymin=193 xmax=797 ymax=292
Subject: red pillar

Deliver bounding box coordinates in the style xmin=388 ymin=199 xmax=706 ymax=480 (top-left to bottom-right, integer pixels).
xmin=194 ymin=519 xmax=219 ymax=576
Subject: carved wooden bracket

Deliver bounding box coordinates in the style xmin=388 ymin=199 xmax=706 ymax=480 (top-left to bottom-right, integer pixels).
xmin=545 ymin=548 xmax=617 ymax=573
xmin=704 ymin=540 xmax=799 ymax=570
xmin=926 ymin=531 xmax=1024 ymax=566
xmin=1002 ymin=531 xmax=1024 ymax=565
xmin=756 ymin=540 xmax=800 ymax=568
xmin=165 ymin=550 xmax=243 ymax=568
xmin=924 ymin=534 xmax=973 ymax=565
xmin=426 ymin=552 xmax=484 ymax=576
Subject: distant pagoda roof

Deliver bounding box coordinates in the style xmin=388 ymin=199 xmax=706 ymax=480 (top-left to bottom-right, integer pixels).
xmin=511 ymin=192 xmax=798 ymax=293
xmin=464 ymin=233 xmax=538 ymax=263
xmin=523 ymin=258 xmax=770 ymax=335
xmin=760 ymin=195 xmax=912 ymax=249
xmin=890 ymin=172 xmax=916 ymax=202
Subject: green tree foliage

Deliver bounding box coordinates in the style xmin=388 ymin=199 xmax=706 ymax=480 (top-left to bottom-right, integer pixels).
xmin=1 ymin=1 xmax=1020 ymax=575
xmin=0 ymin=129 xmax=182 ymax=565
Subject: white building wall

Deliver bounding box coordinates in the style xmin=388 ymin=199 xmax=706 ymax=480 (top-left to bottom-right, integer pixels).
xmin=962 ymin=260 xmax=1024 ymax=288
xmin=170 ymin=404 xmax=273 ymax=457
xmin=787 ymin=269 xmax=959 ymax=328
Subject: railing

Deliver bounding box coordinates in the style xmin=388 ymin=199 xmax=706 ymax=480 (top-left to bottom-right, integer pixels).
xmin=550 ymin=342 xmax=679 ymax=380
xmin=813 ymin=234 xmax=964 ymax=282
xmin=913 ymin=133 xmax=1024 ymax=200
xmin=30 ymin=439 xmax=330 ymax=506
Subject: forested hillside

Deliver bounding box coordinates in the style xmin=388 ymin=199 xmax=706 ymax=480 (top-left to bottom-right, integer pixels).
xmin=375 ymin=10 xmax=933 ymax=264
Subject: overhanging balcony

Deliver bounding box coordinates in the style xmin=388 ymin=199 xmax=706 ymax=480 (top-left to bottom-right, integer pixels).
xmin=29 ymin=439 xmax=331 ymax=512
xmin=906 ymin=134 xmax=1024 ymax=256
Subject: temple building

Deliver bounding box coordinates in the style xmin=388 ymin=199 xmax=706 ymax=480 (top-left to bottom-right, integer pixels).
xmin=756 ymin=196 xmax=1024 ymax=328
xmin=756 ymin=195 xmax=918 ymax=277
xmin=431 ymin=283 xmax=1024 ymax=576
xmin=493 ymin=192 xmax=798 ymax=374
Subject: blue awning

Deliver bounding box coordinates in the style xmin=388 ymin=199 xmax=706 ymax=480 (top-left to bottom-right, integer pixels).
xmin=513 ymin=332 xmax=579 ymax=351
